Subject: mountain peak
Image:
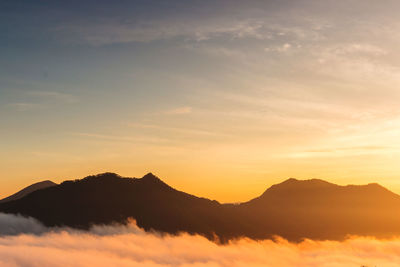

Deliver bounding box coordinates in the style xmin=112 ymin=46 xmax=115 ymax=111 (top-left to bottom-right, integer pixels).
xmin=82 ymin=172 xmax=121 ymax=181
xmin=251 ymin=178 xmax=399 ymax=205
xmin=276 ymin=177 xmax=335 ymax=188
xmin=142 ymin=172 xmax=157 ymax=179
xmin=256 ymin=178 xmax=338 ymax=199
xmin=282 ymin=177 xmax=298 ymax=183
xmin=0 ymin=180 xmax=57 ymax=203
xmin=141 ymin=173 xmax=166 ymax=185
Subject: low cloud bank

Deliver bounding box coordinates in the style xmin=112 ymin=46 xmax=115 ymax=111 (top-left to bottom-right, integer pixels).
xmin=0 ymin=213 xmax=399 ymax=266
xmin=0 ymin=213 xmax=47 ymax=235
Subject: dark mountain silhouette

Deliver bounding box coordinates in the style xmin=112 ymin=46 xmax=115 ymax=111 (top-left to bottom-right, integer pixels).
xmin=0 ymin=180 xmax=57 ymax=203
xmin=0 ymin=173 xmax=400 ymax=242
xmin=237 ymin=178 xmax=400 ymax=240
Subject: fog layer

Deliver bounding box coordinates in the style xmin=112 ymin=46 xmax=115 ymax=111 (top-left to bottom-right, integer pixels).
xmin=0 ymin=213 xmax=398 ymax=267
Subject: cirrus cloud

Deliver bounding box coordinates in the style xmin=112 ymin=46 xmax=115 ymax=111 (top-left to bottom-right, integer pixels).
xmin=165 ymin=106 xmax=192 ymax=115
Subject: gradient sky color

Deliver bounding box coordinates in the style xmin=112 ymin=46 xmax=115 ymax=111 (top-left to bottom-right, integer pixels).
xmin=1 ymin=0 xmax=400 ymax=202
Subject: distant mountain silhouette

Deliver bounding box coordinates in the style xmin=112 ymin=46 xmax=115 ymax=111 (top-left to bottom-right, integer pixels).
xmin=1 ymin=173 xmax=400 ymax=242
xmin=0 ymin=180 xmax=57 ymax=203
xmin=238 ymin=178 xmax=400 ymax=240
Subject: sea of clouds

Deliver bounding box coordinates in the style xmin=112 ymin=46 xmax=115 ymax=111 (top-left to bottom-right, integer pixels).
xmin=0 ymin=213 xmax=399 ymax=267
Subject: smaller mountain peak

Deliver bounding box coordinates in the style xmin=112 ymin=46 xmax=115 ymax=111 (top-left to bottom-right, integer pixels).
xmin=43 ymin=180 xmax=56 ymax=184
xmin=279 ymin=178 xmax=335 ymax=187
xmin=367 ymin=182 xmax=382 ymax=187
xmin=0 ymin=180 xmax=57 ymax=203
xmin=81 ymin=172 xmax=121 ymax=182
xmin=142 ymin=172 xmax=160 ymax=181
xmin=98 ymin=172 xmax=120 ymax=177
xmin=364 ymin=182 xmax=390 ymax=192
xmin=283 ymin=178 xmax=299 ymax=183
xmin=140 ymin=173 xmax=170 ymax=188
xmin=143 ymin=172 xmax=155 ymax=178
xmin=258 ymin=178 xmax=337 ymax=199
xmin=33 ymin=180 xmax=57 ymax=186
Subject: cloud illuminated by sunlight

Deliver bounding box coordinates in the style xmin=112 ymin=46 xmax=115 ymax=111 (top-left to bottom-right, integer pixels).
xmin=0 ymin=213 xmax=399 ymax=267
xmin=165 ymin=106 xmax=193 ymax=115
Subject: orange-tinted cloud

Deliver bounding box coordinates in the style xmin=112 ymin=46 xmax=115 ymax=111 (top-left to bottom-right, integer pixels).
xmin=0 ymin=213 xmax=399 ymax=266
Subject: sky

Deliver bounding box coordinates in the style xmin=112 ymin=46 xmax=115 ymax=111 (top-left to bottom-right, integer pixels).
xmin=1 ymin=0 xmax=400 ymax=202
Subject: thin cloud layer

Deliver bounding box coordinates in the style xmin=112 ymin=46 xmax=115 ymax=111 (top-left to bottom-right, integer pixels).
xmin=2 ymin=0 xmax=400 ymax=202
xmin=0 ymin=213 xmax=399 ymax=267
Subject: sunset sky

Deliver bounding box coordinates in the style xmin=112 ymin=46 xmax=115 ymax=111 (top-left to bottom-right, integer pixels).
xmin=1 ymin=0 xmax=400 ymax=202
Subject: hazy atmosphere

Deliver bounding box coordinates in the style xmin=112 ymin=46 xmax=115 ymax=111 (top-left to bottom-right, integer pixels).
xmin=2 ymin=1 xmax=400 ymax=266
xmin=2 ymin=0 xmax=400 ymax=202
xmin=0 ymin=213 xmax=399 ymax=267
